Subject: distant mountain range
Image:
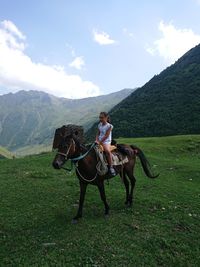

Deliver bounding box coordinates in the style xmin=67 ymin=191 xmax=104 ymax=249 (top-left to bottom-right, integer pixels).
xmin=2 ymin=43 xmax=200 ymax=155
xmin=87 ymin=43 xmax=200 ymax=140
xmin=0 ymin=89 xmax=134 ymax=151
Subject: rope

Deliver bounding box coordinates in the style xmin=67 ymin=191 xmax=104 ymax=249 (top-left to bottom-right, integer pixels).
xmin=95 ymin=146 xmax=108 ymax=175
xmin=61 ymin=161 xmax=74 ymax=172
xmin=75 ymin=164 xmax=98 ymax=183
xmin=60 ymin=142 xmax=98 ymax=183
xmin=70 ymin=142 xmax=96 ymax=162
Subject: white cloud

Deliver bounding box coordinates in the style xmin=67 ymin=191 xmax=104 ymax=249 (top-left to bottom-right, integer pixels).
xmin=145 ymin=47 xmax=155 ymax=56
xmin=0 ymin=20 xmax=100 ymax=99
xmin=123 ymin=28 xmax=134 ymax=38
xmin=69 ymin=56 xmax=85 ymax=70
xmin=1 ymin=20 xmax=26 ymax=40
xmin=146 ymin=21 xmax=200 ymax=64
xmin=93 ymin=29 xmax=116 ymax=45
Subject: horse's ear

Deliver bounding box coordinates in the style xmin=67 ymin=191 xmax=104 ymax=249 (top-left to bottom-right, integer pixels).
xmin=52 ymin=128 xmax=61 ymax=149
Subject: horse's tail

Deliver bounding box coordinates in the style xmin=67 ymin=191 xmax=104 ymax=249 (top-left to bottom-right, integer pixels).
xmin=130 ymin=145 xmax=159 ymax=179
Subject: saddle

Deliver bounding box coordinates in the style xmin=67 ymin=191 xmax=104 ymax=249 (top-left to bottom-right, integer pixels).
xmin=98 ymin=144 xmax=117 ymax=152
xmin=95 ymin=145 xmax=129 ymax=176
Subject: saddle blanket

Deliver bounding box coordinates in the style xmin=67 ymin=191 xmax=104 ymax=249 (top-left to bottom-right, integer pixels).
xmin=95 ymin=146 xmax=129 ymax=175
xmin=95 ymin=145 xmax=129 ymax=166
xmin=111 ymin=153 xmax=129 ymax=166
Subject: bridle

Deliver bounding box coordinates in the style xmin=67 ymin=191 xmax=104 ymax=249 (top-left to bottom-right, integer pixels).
xmin=56 ymin=137 xmax=76 ymax=160
xmin=55 ymin=136 xmax=98 ymax=182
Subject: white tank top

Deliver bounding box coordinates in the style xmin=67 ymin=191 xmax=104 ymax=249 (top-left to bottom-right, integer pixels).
xmin=98 ymin=122 xmax=113 ymax=144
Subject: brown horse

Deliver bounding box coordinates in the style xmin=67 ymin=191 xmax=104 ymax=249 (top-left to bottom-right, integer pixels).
xmin=52 ymin=125 xmax=158 ymax=223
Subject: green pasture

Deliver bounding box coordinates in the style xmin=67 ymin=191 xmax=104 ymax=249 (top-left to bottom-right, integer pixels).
xmin=0 ymin=135 xmax=200 ymax=266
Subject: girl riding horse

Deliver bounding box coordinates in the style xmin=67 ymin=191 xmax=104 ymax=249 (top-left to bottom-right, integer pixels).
xmin=95 ymin=112 xmax=116 ymax=176
xmin=52 ymin=124 xmax=158 ymax=223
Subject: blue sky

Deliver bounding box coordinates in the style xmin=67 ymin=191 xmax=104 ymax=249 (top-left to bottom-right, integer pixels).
xmin=0 ymin=0 xmax=200 ymax=98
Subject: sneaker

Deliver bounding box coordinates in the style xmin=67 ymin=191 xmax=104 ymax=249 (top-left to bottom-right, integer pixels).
xmin=109 ymin=166 xmax=116 ymax=176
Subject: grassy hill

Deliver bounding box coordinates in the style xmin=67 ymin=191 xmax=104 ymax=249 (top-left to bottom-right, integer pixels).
xmin=0 ymin=146 xmax=14 ymax=159
xmin=0 ymin=135 xmax=199 ymax=266
xmin=0 ymin=88 xmax=134 ymax=151
xmin=87 ymin=44 xmax=200 ymax=140
xmin=14 ymin=144 xmax=52 ymax=157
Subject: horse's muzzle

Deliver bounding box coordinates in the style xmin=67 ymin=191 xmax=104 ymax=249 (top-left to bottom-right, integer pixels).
xmin=52 ymin=158 xmax=65 ymax=169
xmin=52 ymin=161 xmax=61 ymax=170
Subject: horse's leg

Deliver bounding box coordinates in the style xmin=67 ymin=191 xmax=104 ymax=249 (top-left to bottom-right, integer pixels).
xmin=72 ymin=181 xmax=87 ymax=223
xmin=97 ymin=182 xmax=110 ymax=216
xmin=129 ymin=175 xmax=136 ymax=206
xmin=121 ymin=171 xmax=130 ymax=206
xmin=125 ymin=165 xmax=136 ymax=206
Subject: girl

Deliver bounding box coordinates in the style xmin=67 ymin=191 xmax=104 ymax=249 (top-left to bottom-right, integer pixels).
xmin=96 ymin=112 xmax=116 ymax=176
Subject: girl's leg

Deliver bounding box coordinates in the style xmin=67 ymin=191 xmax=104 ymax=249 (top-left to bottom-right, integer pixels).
xmin=102 ymin=143 xmax=116 ymax=176
xmin=102 ymin=144 xmax=112 ymax=165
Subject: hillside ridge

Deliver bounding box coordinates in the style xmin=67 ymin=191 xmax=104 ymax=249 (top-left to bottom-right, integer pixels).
xmin=87 ymin=43 xmax=200 ymax=140
xmin=0 ymin=88 xmax=134 ymax=150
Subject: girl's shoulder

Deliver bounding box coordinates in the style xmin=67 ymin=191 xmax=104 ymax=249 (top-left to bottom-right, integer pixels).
xmin=105 ymin=122 xmax=113 ymax=130
xmin=98 ymin=122 xmax=113 ymax=130
xmin=108 ymin=123 xmax=113 ymax=129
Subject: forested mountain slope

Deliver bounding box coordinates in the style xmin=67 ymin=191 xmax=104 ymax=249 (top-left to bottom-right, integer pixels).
xmin=87 ymin=44 xmax=200 ymax=140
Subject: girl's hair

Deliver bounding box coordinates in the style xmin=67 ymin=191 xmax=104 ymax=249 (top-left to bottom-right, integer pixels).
xmin=100 ymin=112 xmax=111 ymax=123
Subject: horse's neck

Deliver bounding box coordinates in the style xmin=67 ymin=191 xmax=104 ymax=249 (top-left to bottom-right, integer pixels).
xmin=79 ymin=144 xmax=87 ymax=153
xmin=77 ymin=146 xmax=97 ymax=171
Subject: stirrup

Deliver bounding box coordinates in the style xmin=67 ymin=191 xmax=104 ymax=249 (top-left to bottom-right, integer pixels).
xmin=109 ymin=167 xmax=116 ymax=176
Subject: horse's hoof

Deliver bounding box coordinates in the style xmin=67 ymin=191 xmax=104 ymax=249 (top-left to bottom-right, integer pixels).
xmin=71 ymin=218 xmax=79 ymax=224
xmin=126 ymin=202 xmax=132 ymax=208
xmin=104 ymin=213 xmax=109 ymax=219
xmin=125 ymin=201 xmax=130 ymax=207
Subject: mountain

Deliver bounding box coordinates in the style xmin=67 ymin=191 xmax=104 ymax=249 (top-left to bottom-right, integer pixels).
xmin=87 ymin=44 xmax=200 ymax=140
xmin=0 ymin=89 xmax=134 ymax=151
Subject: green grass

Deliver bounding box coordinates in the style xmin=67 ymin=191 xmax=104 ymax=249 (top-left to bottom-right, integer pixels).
xmin=0 ymin=135 xmax=200 ymax=266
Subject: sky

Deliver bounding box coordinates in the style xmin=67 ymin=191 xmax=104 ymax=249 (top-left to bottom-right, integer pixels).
xmin=0 ymin=0 xmax=200 ymax=98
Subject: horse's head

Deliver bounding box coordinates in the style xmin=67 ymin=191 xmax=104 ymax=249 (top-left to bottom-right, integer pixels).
xmin=52 ymin=125 xmax=83 ymax=169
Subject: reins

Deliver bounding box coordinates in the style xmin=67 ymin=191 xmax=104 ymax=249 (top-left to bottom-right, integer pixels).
xmin=71 ymin=142 xmax=96 ymax=162
xmin=75 ymin=165 xmax=98 ymax=182
xmin=57 ymin=141 xmax=98 ymax=182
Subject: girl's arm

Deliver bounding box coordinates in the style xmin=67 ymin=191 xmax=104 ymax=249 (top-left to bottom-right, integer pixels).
xmin=95 ymin=129 xmax=100 ymax=143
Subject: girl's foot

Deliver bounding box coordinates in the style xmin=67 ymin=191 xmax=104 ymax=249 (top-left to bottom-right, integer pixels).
xmin=109 ymin=166 xmax=116 ymax=176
